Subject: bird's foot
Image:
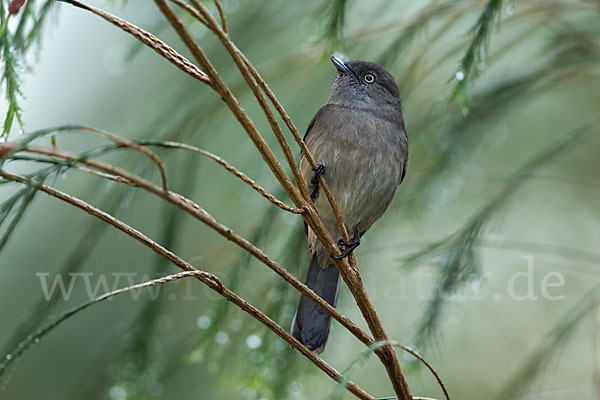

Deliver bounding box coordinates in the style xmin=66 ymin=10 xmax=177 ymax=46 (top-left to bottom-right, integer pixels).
xmin=310 ymin=163 xmax=326 ymax=200
xmin=334 ymin=227 xmax=361 ymax=259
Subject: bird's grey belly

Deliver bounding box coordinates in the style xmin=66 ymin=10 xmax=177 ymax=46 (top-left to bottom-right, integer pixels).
xmin=312 ymin=138 xmax=402 ymax=235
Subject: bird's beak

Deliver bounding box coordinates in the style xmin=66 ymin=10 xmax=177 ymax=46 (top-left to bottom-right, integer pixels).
xmin=331 ymin=55 xmax=352 ymax=76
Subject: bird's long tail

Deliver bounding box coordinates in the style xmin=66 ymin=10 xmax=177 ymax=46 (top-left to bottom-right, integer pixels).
xmin=291 ymin=253 xmax=340 ymax=353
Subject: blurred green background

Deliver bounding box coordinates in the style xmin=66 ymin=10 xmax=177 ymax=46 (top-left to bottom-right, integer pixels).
xmin=1 ymin=0 xmax=599 ymax=399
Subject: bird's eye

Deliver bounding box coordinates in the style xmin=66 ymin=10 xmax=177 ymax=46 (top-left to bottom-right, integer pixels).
xmin=363 ymin=73 xmax=375 ymax=84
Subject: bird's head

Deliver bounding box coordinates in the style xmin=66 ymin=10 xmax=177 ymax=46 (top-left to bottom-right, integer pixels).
xmin=328 ymin=56 xmax=401 ymax=110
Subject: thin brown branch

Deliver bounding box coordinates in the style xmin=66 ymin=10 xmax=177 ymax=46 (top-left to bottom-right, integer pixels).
xmin=78 ymin=126 xmax=169 ymax=191
xmin=213 ymin=0 xmax=228 ymax=33
xmin=0 ymin=169 xmax=372 ymax=400
xmin=169 ymin=0 xmax=210 ymax=26
xmin=136 ymin=140 xmax=305 ymax=214
xmin=395 ymin=344 xmax=451 ymax=400
xmin=57 ymin=0 xmax=211 ymax=84
xmin=74 ymin=165 xmax=134 ymax=185
xmin=153 ymin=0 xmax=309 ymax=214
xmin=94 ymin=271 xmax=208 ymax=301
xmin=183 ymin=0 xmax=314 ymax=206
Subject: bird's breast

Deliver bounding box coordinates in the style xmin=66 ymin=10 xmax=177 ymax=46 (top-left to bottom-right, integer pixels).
xmin=303 ymin=107 xmax=407 ymax=234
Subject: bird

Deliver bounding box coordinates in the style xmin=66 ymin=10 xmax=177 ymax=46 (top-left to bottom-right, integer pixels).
xmin=290 ymin=56 xmax=408 ymax=353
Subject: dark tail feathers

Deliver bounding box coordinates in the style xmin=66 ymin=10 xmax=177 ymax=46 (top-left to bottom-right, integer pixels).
xmin=291 ymin=253 xmax=340 ymax=353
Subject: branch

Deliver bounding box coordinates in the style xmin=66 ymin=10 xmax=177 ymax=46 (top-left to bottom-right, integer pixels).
xmin=395 ymin=344 xmax=450 ymax=400
xmin=213 ymin=0 xmax=227 ymax=33
xmin=334 ymin=340 xmax=449 ymax=400
xmin=55 ymin=0 xmax=210 ymax=84
xmin=185 ymin=0 xmax=313 ymax=204
xmin=153 ymin=0 xmax=310 ymax=219
xmin=0 ymin=169 xmax=373 ymax=400
xmin=0 ymin=271 xmax=207 ymax=376
xmin=134 ymin=139 xmax=305 ymax=214
xmin=77 ymin=126 xmax=169 ymax=191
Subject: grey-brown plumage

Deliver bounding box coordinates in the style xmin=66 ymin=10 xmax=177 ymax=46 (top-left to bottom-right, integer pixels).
xmin=291 ymin=57 xmax=408 ymax=353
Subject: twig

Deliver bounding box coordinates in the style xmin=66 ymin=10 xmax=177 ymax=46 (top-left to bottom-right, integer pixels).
xmin=213 ymin=0 xmax=227 ymax=33
xmin=182 ymin=0 xmax=315 ymax=210
xmin=395 ymin=343 xmax=451 ymax=400
xmin=153 ymin=0 xmax=309 ymax=216
xmin=0 ymin=169 xmax=373 ymax=400
xmin=135 ymin=139 xmax=305 ymax=214
xmin=77 ymin=126 xmax=169 ymax=191
xmin=169 ymin=0 xmax=209 ymax=26
xmin=0 ymin=271 xmax=207 ymax=376
xmin=377 ymin=398 xmax=439 ymax=400
xmin=334 ymin=340 xmax=447 ymax=400
xmin=56 ymin=0 xmax=211 ymax=84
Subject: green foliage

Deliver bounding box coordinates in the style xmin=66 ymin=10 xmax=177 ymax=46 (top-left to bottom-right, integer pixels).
xmin=404 ymin=125 xmax=592 ymax=349
xmin=319 ymin=0 xmax=350 ymax=56
xmin=1 ymin=0 xmax=57 ymax=138
xmin=451 ymin=0 xmax=505 ymax=107
xmin=377 ymin=0 xmax=458 ymax=68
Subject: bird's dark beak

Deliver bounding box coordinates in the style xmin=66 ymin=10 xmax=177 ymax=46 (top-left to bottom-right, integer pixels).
xmin=331 ymin=55 xmax=352 ymax=76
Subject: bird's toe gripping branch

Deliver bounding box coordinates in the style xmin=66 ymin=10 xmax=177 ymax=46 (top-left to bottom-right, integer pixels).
xmin=310 ymin=163 xmax=326 ymax=200
xmin=334 ymin=227 xmax=361 ymax=259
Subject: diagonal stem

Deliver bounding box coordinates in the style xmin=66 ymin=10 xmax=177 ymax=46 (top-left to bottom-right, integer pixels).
xmin=56 ymin=0 xmax=210 ymax=84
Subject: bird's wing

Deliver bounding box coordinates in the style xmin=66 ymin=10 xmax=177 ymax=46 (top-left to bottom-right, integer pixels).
xmin=303 ymin=105 xmax=330 ymax=142
xmin=399 ymin=156 xmax=407 ymax=184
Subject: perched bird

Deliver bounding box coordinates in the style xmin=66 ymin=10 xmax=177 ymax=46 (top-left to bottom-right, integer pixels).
xmin=291 ymin=56 xmax=408 ymax=353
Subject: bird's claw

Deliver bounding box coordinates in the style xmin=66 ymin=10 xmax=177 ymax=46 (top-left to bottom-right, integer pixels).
xmin=334 ymin=227 xmax=361 ymax=259
xmin=310 ymin=163 xmax=326 ymax=199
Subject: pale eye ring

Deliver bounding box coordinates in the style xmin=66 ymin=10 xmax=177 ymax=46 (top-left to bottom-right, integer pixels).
xmin=363 ymin=73 xmax=375 ymax=84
